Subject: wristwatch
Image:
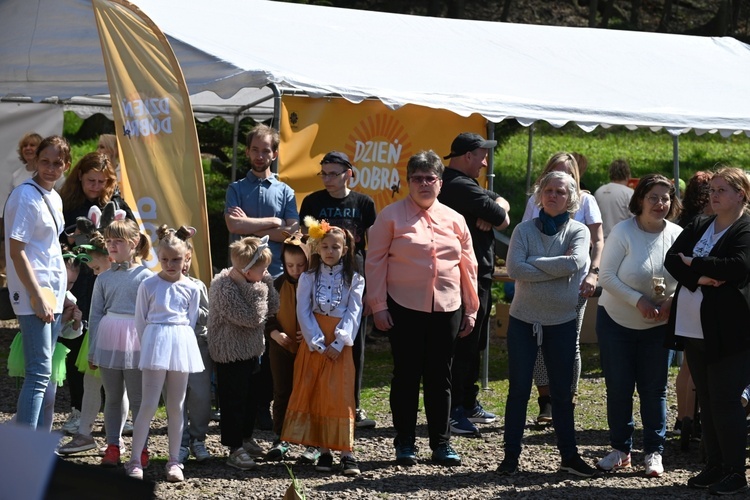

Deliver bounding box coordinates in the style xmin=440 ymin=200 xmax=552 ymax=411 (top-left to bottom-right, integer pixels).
xmin=589 ymin=266 xmax=600 ymax=275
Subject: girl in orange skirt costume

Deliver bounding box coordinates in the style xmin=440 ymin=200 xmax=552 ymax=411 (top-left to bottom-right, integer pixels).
xmin=282 ymin=218 xmax=364 ymax=476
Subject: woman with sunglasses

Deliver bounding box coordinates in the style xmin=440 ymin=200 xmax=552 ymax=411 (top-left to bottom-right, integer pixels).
xmin=595 ymin=174 xmax=682 ymax=478
xmin=366 ymin=150 xmax=478 ymax=467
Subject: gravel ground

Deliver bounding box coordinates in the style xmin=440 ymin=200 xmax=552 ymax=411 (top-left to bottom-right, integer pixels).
xmin=0 ymin=320 xmax=732 ymax=499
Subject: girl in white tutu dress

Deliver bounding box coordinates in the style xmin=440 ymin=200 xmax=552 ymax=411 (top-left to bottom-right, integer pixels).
xmin=126 ymin=225 xmax=204 ymax=483
xmin=88 ymin=218 xmax=152 ymax=467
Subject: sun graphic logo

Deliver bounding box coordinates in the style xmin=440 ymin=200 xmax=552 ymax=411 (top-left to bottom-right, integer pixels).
xmin=343 ymin=113 xmax=413 ymax=210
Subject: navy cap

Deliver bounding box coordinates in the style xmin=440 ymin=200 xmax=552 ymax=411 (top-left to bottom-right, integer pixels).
xmin=320 ymin=151 xmax=353 ymax=169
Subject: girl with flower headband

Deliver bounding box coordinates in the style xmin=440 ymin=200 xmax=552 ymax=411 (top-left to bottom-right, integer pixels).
xmin=58 ymin=235 xmax=124 ymax=458
xmin=88 ymin=218 xmax=152 ymax=469
xmin=207 ymin=235 xmax=280 ymax=471
xmin=126 ymin=225 xmax=204 ymax=482
xmin=281 ymin=217 xmax=365 ymax=476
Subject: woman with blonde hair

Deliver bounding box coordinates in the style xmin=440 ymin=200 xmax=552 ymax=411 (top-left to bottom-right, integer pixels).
xmin=97 ymin=134 xmax=121 ymax=182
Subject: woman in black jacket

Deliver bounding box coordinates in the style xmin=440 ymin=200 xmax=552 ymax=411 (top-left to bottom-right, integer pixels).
xmin=664 ymin=166 xmax=750 ymax=495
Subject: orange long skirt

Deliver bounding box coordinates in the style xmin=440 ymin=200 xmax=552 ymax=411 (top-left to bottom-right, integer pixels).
xmin=281 ymin=313 xmax=355 ymax=451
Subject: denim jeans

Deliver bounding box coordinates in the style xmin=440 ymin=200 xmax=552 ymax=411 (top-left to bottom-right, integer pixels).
xmin=504 ymin=316 xmax=578 ymax=460
xmin=16 ymin=313 xmax=61 ymax=429
xmin=596 ymin=306 xmax=669 ymax=454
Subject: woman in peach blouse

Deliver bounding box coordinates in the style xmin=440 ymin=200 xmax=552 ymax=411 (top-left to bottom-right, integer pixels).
xmin=366 ymin=150 xmax=478 ymax=468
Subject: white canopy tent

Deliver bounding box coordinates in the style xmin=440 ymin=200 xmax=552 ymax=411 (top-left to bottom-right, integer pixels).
xmin=3 ymin=0 xmax=750 ymax=136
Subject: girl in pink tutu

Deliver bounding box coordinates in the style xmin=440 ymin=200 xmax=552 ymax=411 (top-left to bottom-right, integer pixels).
xmin=126 ymin=225 xmax=204 ymax=483
xmin=88 ymin=218 xmax=152 ymax=468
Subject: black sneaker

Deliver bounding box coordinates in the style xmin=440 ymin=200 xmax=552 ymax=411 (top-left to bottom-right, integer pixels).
xmin=496 ymin=457 xmax=519 ymax=476
xmin=315 ymin=453 xmax=334 ymax=472
xmin=395 ymin=439 xmax=418 ymax=466
xmin=536 ymin=396 xmax=552 ymax=424
xmin=687 ymin=464 xmax=724 ymax=489
xmin=431 ymin=442 xmax=461 ymax=466
xmin=559 ymin=454 xmax=597 ymax=478
xmin=708 ymin=473 xmax=748 ymax=495
xmin=340 ymin=456 xmax=360 ymax=476
xmin=264 ymin=439 xmax=289 ymax=461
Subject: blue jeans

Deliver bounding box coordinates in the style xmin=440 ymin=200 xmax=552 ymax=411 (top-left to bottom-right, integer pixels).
xmin=16 ymin=313 xmax=61 ymax=429
xmin=596 ymin=306 xmax=669 ymax=454
xmin=504 ymin=316 xmax=578 ymax=460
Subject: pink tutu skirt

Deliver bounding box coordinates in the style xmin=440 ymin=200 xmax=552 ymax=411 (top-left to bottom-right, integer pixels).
xmin=139 ymin=324 xmax=204 ymax=373
xmin=89 ymin=313 xmax=140 ymax=370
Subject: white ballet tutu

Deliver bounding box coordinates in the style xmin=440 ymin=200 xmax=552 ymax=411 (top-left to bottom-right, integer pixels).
xmin=139 ymin=324 xmax=205 ymax=373
xmin=89 ymin=314 xmax=140 ymax=370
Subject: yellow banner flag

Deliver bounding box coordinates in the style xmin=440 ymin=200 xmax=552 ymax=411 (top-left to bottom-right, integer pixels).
xmin=279 ymin=96 xmax=489 ymax=213
xmin=92 ymin=0 xmax=211 ymax=284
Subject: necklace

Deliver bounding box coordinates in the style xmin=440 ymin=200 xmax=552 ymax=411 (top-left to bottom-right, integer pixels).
xmin=638 ymin=219 xmax=668 ymax=302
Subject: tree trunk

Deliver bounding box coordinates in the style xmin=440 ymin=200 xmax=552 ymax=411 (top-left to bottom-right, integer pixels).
xmin=630 ymin=0 xmax=642 ymax=28
xmin=500 ymin=0 xmax=514 ymax=22
xmin=657 ymin=0 xmax=673 ymax=32
xmin=600 ymin=0 xmax=614 ymax=28
xmin=589 ymin=0 xmax=598 ymax=27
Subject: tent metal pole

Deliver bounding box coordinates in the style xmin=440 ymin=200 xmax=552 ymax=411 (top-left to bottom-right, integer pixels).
xmin=672 ymin=135 xmax=680 ymax=198
xmin=270 ymin=83 xmax=282 ymax=174
xmin=481 ymin=122 xmax=496 ymax=391
xmin=526 ymin=124 xmax=535 ymax=193
xmin=231 ymin=113 xmax=240 ymax=183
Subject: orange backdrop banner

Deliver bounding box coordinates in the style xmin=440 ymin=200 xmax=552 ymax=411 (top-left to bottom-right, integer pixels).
xmin=92 ymin=0 xmax=211 ymax=285
xmin=279 ymin=96 xmax=489 ymax=213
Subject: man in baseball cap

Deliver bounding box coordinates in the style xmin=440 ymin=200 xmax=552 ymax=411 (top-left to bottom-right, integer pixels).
xmin=438 ymin=132 xmax=509 ymax=438
xmin=443 ymin=132 xmax=498 ymax=160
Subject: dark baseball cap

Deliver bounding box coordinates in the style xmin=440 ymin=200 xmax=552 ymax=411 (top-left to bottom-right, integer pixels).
xmin=320 ymin=151 xmax=353 ymax=169
xmin=443 ymin=133 xmax=497 ymax=159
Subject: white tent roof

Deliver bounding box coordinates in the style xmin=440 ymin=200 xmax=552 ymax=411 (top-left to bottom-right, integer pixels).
xmin=3 ymin=0 xmax=750 ymax=135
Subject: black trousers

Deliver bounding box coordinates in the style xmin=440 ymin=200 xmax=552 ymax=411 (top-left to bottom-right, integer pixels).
xmin=387 ymin=297 xmax=460 ymax=449
xmin=59 ymin=334 xmax=85 ymax=411
xmin=450 ymin=277 xmax=491 ymax=410
xmin=215 ymin=357 xmax=260 ymax=450
xmin=684 ymin=338 xmax=750 ymax=473
xmin=353 ymin=320 xmax=366 ymax=409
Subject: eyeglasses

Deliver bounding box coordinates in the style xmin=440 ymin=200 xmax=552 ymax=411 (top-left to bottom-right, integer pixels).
xmin=317 ymin=171 xmax=347 ymax=179
xmin=646 ymin=195 xmax=671 ymax=205
xmin=408 ymin=175 xmax=439 ymax=185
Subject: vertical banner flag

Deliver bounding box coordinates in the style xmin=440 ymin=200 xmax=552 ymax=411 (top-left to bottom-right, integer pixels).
xmin=279 ymin=96 xmax=489 ymax=213
xmin=92 ymin=0 xmax=211 ymax=284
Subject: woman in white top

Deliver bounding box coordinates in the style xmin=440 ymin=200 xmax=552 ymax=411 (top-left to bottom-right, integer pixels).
xmin=4 ymin=135 xmax=69 ymax=428
xmin=595 ymin=174 xmax=682 ymax=477
xmin=521 ymin=152 xmax=603 ymax=421
xmin=665 ymin=166 xmax=750 ymax=494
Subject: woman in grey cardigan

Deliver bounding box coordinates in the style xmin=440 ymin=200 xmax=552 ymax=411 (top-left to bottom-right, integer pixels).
xmin=498 ymin=170 xmax=595 ymax=477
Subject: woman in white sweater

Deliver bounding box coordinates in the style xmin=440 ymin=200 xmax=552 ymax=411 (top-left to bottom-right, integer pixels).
xmin=595 ymin=173 xmax=683 ymax=478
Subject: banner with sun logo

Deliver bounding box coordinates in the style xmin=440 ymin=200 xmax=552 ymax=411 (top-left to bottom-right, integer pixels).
xmin=279 ymin=96 xmax=489 ymax=213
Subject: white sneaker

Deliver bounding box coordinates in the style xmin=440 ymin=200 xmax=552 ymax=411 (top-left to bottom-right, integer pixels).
xmin=242 ymin=438 xmax=264 ymax=459
xmin=57 ymin=433 xmax=97 ymax=455
xmin=644 ymin=451 xmax=664 ymax=477
xmin=227 ymin=448 xmax=256 ymax=470
xmin=166 ymin=461 xmax=185 ymax=482
xmin=596 ymin=449 xmax=631 ymax=471
xmin=61 ymin=409 xmax=81 ymax=435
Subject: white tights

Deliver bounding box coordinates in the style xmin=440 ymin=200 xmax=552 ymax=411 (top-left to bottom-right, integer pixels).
xmin=130 ymin=369 xmax=188 ymax=463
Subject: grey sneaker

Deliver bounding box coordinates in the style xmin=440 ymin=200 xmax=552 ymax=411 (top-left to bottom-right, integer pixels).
xmin=227 ymin=448 xmax=256 ymax=470
xmin=122 ymin=420 xmax=134 ymax=436
xmin=61 ymin=409 xmax=81 ymax=435
xmin=58 ymin=433 xmax=97 ymax=455
xmin=191 ymin=440 xmax=211 ymax=462
xmin=242 ymin=438 xmax=264 ymax=459
xmin=178 ymin=446 xmax=190 ymax=464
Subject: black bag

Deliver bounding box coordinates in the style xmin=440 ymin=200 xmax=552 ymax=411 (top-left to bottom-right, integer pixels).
xmin=0 ymin=287 xmax=16 ymax=320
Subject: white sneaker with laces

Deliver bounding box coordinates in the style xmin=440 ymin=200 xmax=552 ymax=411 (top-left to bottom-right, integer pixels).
xmin=644 ymin=451 xmax=664 ymax=477
xmin=596 ymin=449 xmax=631 ymax=471
xmin=61 ymin=409 xmax=81 ymax=435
